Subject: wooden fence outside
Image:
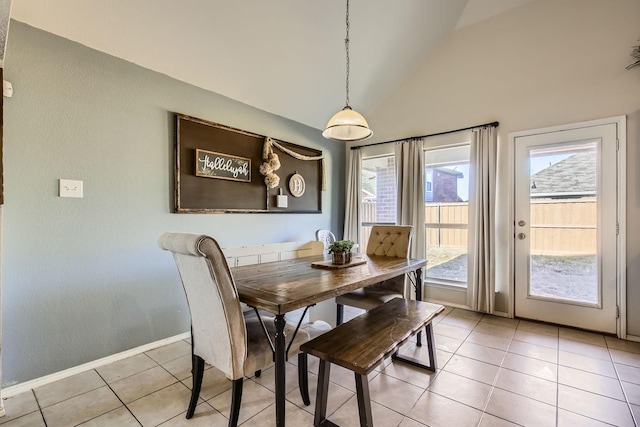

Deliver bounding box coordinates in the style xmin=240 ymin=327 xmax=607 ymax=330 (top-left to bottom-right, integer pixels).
xmin=362 ymin=199 xmax=596 ymax=255
xmin=529 ymin=198 xmax=596 ymax=255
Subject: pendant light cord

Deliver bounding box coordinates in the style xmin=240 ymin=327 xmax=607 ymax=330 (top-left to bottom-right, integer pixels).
xmin=345 ymin=0 xmax=350 ymax=107
xmin=322 ymin=0 xmax=373 ymax=141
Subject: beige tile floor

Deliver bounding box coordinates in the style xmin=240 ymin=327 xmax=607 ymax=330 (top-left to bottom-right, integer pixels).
xmin=2 ymin=306 xmax=640 ymax=426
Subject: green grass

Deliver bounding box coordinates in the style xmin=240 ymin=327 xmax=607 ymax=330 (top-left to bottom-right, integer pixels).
xmin=426 ymin=247 xmax=598 ymax=304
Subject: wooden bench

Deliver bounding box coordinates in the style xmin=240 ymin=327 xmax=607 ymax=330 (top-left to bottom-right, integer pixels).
xmin=300 ymin=298 xmax=444 ymax=427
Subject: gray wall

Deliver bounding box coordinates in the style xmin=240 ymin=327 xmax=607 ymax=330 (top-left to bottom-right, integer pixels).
xmin=1 ymin=21 xmax=345 ymax=386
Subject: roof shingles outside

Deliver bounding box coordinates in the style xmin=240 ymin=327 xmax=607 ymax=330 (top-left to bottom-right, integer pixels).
xmin=530 ymin=151 xmax=595 ymax=197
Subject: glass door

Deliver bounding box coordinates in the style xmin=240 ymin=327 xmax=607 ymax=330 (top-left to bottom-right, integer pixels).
xmin=514 ymin=124 xmax=618 ymax=333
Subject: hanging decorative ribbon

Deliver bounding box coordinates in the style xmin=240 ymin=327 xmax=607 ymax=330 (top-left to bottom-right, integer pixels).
xmin=260 ymin=137 xmax=326 ymax=190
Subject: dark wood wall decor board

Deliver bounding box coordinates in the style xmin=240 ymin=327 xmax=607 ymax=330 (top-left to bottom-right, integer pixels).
xmin=174 ymin=114 xmax=322 ymax=213
xmin=267 ymin=143 xmax=322 ymax=213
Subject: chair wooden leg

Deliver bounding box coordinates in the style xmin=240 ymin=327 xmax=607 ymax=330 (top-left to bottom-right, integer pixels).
xmin=186 ymin=354 xmax=205 ymax=419
xmin=336 ymin=304 xmax=344 ymax=325
xmin=298 ymin=353 xmax=310 ymax=406
xmin=229 ymin=378 xmax=243 ymax=427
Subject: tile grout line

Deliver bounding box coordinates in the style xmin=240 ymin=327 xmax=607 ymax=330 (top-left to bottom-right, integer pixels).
xmin=378 ymin=308 xmax=476 ymax=427
xmin=81 ymin=344 xmax=194 ymax=426
xmin=557 ymin=335 xmax=639 ymax=426
xmin=93 ymin=368 xmax=144 ymax=426
xmin=435 ymin=312 xmax=490 ymax=426
xmin=14 ymin=312 xmax=640 ymax=426
xmin=398 ymin=312 xmax=465 ymax=427
xmin=606 ymin=341 xmax=639 ymax=426
xmin=475 ymin=315 xmax=522 ymax=427
xmin=29 ymin=376 xmax=110 ymax=426
xmin=433 ymin=311 xmax=528 ymax=426
xmin=33 ymin=388 xmax=48 ymax=427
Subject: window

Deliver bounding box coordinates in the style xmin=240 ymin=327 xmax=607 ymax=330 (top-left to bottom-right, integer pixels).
xmin=361 ymin=155 xmax=397 ymax=247
xmin=424 ymin=145 xmax=470 ymax=287
xmin=356 ymin=137 xmax=473 ymax=291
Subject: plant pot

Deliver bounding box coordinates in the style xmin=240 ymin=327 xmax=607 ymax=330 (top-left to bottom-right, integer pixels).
xmin=332 ymin=251 xmax=352 ymax=265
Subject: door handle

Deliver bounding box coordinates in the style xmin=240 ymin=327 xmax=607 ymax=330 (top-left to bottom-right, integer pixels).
xmin=518 ymin=233 xmax=526 ymax=240
xmin=518 ymin=220 xmax=526 ymax=226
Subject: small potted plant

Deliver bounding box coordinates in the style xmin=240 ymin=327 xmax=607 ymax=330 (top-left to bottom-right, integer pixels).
xmin=328 ymin=239 xmax=355 ymax=265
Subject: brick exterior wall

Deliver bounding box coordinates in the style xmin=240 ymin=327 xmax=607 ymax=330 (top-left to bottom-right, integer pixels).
xmin=375 ymin=157 xmax=396 ymax=223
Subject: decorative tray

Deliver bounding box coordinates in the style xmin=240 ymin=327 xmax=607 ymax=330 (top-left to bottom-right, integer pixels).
xmin=311 ymin=258 xmax=367 ymax=269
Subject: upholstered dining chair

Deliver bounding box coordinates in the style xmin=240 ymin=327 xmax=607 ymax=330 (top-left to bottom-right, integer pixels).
xmin=158 ymin=232 xmax=312 ymax=427
xmin=335 ymin=225 xmax=414 ymax=325
xmin=315 ymin=229 xmax=336 ymax=253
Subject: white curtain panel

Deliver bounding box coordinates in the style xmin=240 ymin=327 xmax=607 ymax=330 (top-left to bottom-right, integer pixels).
xmin=343 ymin=149 xmax=362 ymax=246
xmin=0 ymin=206 xmax=3 ymax=416
xmin=394 ymin=139 xmax=426 ymax=259
xmin=468 ymin=126 xmax=497 ymax=313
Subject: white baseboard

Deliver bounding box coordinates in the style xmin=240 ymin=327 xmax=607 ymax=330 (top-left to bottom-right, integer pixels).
xmin=424 ymin=298 xmax=470 ymax=310
xmin=490 ymin=310 xmax=512 ymax=318
xmin=2 ymin=332 xmax=190 ymax=399
xmin=625 ymin=334 xmax=640 ymax=343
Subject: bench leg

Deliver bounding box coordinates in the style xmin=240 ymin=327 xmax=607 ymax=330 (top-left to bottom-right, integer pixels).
xmin=354 ymin=373 xmax=373 ymax=427
xmin=391 ymin=321 xmax=438 ymax=372
xmin=314 ymin=360 xmax=331 ymax=427
xmin=425 ymin=322 xmax=437 ymax=371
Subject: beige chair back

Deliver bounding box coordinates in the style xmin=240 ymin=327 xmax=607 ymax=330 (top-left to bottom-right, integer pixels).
xmin=158 ymin=232 xmax=247 ymax=380
xmin=366 ymin=225 xmax=413 ymax=258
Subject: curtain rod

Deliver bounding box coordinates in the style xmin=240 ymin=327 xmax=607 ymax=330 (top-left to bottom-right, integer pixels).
xmin=350 ymin=121 xmax=499 ymax=150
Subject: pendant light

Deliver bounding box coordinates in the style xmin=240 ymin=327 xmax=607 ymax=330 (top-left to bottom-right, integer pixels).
xmin=322 ymin=0 xmax=373 ymax=142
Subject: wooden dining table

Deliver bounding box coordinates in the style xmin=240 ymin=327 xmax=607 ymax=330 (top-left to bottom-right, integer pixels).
xmin=232 ymin=253 xmax=427 ymax=427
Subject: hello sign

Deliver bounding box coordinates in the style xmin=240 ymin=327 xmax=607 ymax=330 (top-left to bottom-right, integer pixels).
xmin=195 ymin=149 xmax=251 ymax=182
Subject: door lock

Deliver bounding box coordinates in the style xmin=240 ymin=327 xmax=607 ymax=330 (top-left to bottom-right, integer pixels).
xmin=518 ymin=233 xmax=526 ymax=240
xmin=518 ymin=220 xmax=526 ymax=226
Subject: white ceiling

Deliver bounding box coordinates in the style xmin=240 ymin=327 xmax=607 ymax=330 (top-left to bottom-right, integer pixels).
xmin=10 ymin=0 xmax=533 ymax=131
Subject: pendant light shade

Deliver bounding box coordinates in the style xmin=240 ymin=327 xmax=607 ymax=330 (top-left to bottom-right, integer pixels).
xmin=323 ymin=0 xmax=372 ymax=142
xmin=322 ymin=106 xmax=372 ymax=141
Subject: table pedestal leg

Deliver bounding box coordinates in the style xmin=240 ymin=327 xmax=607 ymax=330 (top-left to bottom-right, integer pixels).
xmin=274 ymin=314 xmax=286 ymax=427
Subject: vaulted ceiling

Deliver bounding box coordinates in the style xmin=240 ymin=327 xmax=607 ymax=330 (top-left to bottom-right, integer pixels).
xmin=10 ymin=0 xmax=533 ymax=131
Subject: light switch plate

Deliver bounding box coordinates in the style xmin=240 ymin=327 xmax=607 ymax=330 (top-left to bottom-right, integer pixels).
xmin=276 ymin=195 xmax=288 ymax=208
xmin=59 ymin=179 xmax=83 ymax=198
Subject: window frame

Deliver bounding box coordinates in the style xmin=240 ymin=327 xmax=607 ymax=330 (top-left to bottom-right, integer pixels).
xmin=423 ymin=143 xmax=472 ymax=289
xmin=356 ymin=131 xmax=474 ymax=300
